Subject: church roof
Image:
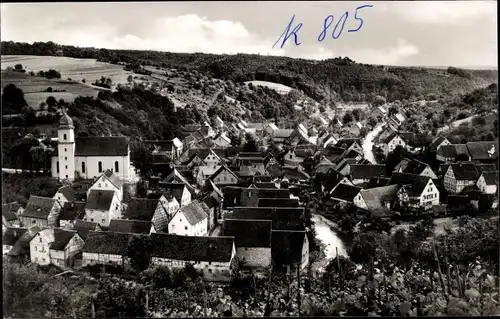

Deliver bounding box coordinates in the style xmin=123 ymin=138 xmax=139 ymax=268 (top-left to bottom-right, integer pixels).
xmin=59 ymin=111 xmax=74 ymax=129
xmin=75 ymin=137 xmax=129 ymax=156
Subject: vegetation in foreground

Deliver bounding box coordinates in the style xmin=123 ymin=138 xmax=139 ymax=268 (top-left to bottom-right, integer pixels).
xmin=3 ymin=216 xmax=498 ymax=318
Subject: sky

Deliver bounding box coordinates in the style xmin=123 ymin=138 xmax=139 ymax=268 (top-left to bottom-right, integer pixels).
xmin=1 ymin=1 xmax=497 ymax=68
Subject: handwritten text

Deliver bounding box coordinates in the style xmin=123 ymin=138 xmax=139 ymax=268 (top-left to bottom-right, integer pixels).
xmin=273 ymin=4 xmax=374 ymax=49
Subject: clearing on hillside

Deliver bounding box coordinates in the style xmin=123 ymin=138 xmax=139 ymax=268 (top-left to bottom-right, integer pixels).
xmin=244 ymin=80 xmax=293 ymax=95
xmin=1 ymin=55 xmax=134 ymax=86
xmin=1 ymin=70 xmax=103 ymax=110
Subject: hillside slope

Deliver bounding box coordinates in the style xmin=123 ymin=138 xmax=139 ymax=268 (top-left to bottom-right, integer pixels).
xmin=2 ymin=41 xmax=497 ymax=105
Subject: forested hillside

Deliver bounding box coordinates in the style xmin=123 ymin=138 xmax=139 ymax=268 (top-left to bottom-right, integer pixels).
xmin=2 ymin=41 xmax=497 ymax=104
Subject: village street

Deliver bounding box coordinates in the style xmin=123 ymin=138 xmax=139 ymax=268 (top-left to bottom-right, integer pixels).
xmin=362 ymin=123 xmax=385 ymax=164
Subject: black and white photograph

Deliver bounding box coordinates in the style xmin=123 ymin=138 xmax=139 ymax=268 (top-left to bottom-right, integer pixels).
xmin=1 ymin=0 xmax=499 ymax=317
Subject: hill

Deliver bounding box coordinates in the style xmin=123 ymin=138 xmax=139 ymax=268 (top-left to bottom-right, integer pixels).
xmin=1 ymin=41 xmax=497 ymax=104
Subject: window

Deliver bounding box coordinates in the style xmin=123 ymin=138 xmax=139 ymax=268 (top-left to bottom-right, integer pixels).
xmin=105 ymin=183 xmax=108 ymax=187
xmin=35 ymin=257 xmax=38 ymax=262
xmin=115 ymin=161 xmax=119 ymax=173
xmin=208 ymin=269 xmax=212 ymax=273
xmin=65 ymin=157 xmax=67 ymax=161
xmin=65 ymin=165 xmax=68 ymax=169
xmin=82 ymin=162 xmax=85 ymax=173
xmin=209 ymin=261 xmax=211 ymax=265
xmin=35 ymin=246 xmax=37 ymax=251
xmin=185 ymin=226 xmax=188 ymax=230
xmin=63 ymin=134 xmax=67 ymax=140
xmin=39 ymin=237 xmax=42 ymax=243
xmin=90 ymin=218 xmax=94 ymax=222
xmin=65 ymin=148 xmax=67 ymax=152
xmin=56 ymin=162 xmax=59 ymax=173
xmin=98 ymin=183 xmax=101 ymax=187
xmin=102 ymin=219 xmax=105 ymax=223
xmin=98 ymin=161 xmax=103 ymax=173
xmin=290 ymin=155 xmax=293 ymax=159
xmin=33 ymin=220 xmax=36 ymax=224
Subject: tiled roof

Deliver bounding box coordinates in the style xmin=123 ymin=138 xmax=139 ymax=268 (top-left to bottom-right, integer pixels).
xmin=258 ymin=198 xmax=299 ymax=208
xmin=335 ymin=138 xmax=361 ymax=149
xmin=400 ymin=159 xmax=434 ymax=176
xmin=103 ymin=170 xmax=125 ymax=189
xmin=2 ymin=227 xmax=28 ymax=246
xmin=350 ymin=164 xmax=386 ymax=180
xmin=178 ymin=201 xmax=207 ymax=225
xmin=330 ymin=184 xmax=362 ymax=202
xmin=59 ymin=201 xmax=86 ymax=221
xmin=222 ymin=219 xmax=272 ymax=248
xmin=429 ymin=136 xmax=449 ymax=151
xmin=271 ymin=230 xmax=306 ymax=266
xmin=482 ymin=171 xmax=499 ymax=185
xmin=2 ymin=205 xmax=18 ymax=221
xmin=157 ymin=182 xmax=187 ymax=203
xmin=59 ymin=111 xmax=74 ymax=129
xmin=437 ymin=144 xmax=470 ymax=159
xmin=449 ymin=163 xmax=481 ymax=181
xmin=232 ymin=207 xmax=305 ymax=230
xmin=124 ymin=198 xmax=160 ymax=221
xmin=476 ymin=164 xmax=497 ymax=174
xmin=73 ymin=220 xmax=99 ymax=239
xmin=75 ymin=137 xmax=129 ymax=156
xmin=208 ymin=165 xmax=240 ymax=183
xmin=383 ymin=131 xmax=415 ymax=144
xmin=22 ymin=196 xmax=58 ymax=219
xmin=388 ymin=173 xmax=432 ymax=196
xmin=85 ymin=190 xmax=116 ymax=211
xmin=255 ymin=182 xmax=276 ymax=189
xmin=150 ymin=233 xmax=234 ymax=262
xmin=57 ymin=185 xmax=77 ymax=201
xmin=360 ymin=185 xmax=398 ymax=212
xmin=273 ymin=129 xmax=294 ymax=139
xmin=282 ymin=166 xmax=310 ymax=180
xmin=82 ymin=231 xmax=133 ymax=255
xmin=466 ymin=141 xmax=498 ymax=160
xmin=108 ymin=219 xmax=152 ymax=234
xmin=50 ymin=229 xmax=78 ymax=251
xmin=7 ymin=226 xmax=41 ymax=256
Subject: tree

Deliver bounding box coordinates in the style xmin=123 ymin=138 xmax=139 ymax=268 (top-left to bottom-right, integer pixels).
xmin=2 ymin=84 xmax=28 ymax=113
xmin=372 ymin=95 xmax=386 ymax=106
xmin=127 ymin=75 xmax=133 ymax=83
xmin=348 ymin=231 xmax=384 ymax=265
xmin=342 ymin=111 xmax=354 ymax=124
xmin=243 ymin=132 xmax=259 ymax=152
xmin=136 ymin=180 xmax=148 ymax=198
xmin=46 ymin=96 xmax=57 ymax=109
xmin=82 ymin=78 xmax=86 ymax=84
xmin=388 ymin=105 xmax=399 ymax=117
xmin=385 ymin=145 xmax=410 ymax=175
xmin=14 ymin=63 xmax=23 ymax=70
xmin=126 ymin=234 xmax=153 ymax=272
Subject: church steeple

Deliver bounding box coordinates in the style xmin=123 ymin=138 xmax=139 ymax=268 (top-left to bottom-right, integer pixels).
xmin=59 ymin=108 xmax=74 ymax=129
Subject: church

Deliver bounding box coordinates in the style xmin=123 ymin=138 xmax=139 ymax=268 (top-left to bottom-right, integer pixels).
xmin=51 ymin=111 xmax=131 ymax=181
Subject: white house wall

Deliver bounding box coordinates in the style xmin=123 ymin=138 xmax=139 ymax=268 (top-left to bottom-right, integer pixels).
xmin=236 ymin=247 xmax=271 ymax=268
xmin=88 ymin=176 xmax=123 ymax=201
xmin=75 ymin=155 xmax=130 ymax=181
xmin=82 ymin=252 xmax=124 ymax=267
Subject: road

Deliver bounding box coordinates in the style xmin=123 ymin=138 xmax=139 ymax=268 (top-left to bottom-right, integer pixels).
xmin=362 ymin=124 xmax=385 ymax=164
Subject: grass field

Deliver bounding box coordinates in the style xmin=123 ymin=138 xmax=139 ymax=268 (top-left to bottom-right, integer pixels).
xmin=244 ymin=80 xmax=293 ymax=95
xmin=1 ymin=55 xmax=135 ymax=88
xmin=1 ymin=69 xmax=102 ymax=110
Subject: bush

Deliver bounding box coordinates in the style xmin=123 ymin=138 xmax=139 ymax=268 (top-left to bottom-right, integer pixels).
xmin=140 ymin=265 xmax=173 ymax=289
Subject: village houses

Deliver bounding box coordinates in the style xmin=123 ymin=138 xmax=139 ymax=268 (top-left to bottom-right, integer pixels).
xmin=30 ymin=228 xmax=84 ymax=268
xmin=168 ymin=200 xmax=208 ymax=236
xmin=84 ymin=189 xmax=122 ymax=227
xmin=20 ymin=196 xmax=62 ymax=228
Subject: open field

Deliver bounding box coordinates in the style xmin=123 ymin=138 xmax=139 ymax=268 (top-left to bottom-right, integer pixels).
xmin=244 ymin=80 xmax=293 ymax=95
xmin=1 ymin=55 xmax=135 ymax=87
xmin=1 ymin=70 xmax=103 ymax=110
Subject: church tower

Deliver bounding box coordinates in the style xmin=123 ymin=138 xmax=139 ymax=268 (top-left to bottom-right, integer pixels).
xmin=57 ymin=109 xmax=75 ymax=181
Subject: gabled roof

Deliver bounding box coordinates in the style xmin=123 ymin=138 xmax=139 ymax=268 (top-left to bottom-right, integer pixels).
xmin=437 ymin=144 xmax=470 ymax=158
xmin=383 ymin=131 xmax=415 ymax=144
xmin=258 ymin=198 xmax=299 ymax=208
xmin=85 ymin=190 xmax=116 ymax=211
xmin=56 ymin=185 xmax=77 ymax=201
xmin=108 ymin=219 xmax=152 ymax=234
xmin=50 ymin=229 xmax=78 ymax=251
xmin=388 ymin=173 xmax=432 ymax=195
xmin=330 ymin=183 xmax=362 ymax=202
xmin=466 ymin=141 xmax=498 ymax=160
xmin=157 ymin=182 xmax=187 ymax=203
xmin=82 ymin=231 xmax=132 ymax=255
xmin=272 ymin=129 xmax=294 ymax=139
xmin=22 ymin=196 xmax=58 ymax=219
xmin=3 ymin=227 xmax=28 ymax=246
xmin=350 ymin=164 xmax=386 ymax=180
xmin=2 ymin=205 xmax=18 ymax=221
xmin=399 ymin=159 xmax=434 ymax=176
xmin=429 ymin=136 xmax=449 ymax=151
xmin=481 ymin=171 xmax=499 ymax=185
xmin=208 ymin=165 xmax=240 ymax=183
xmin=150 ymin=233 xmax=235 ymax=262
xmin=75 ymin=137 xmax=129 ymax=156
xmin=335 ymin=138 xmax=362 ymax=149
xmin=177 ymin=201 xmax=208 ymax=225
xmin=271 ymin=230 xmax=307 ymax=265
xmin=293 ymin=144 xmax=317 ymax=158
xmin=124 ymin=198 xmax=161 ymax=221
xmin=448 ymin=163 xmax=481 ymax=181
xmin=232 ymin=207 xmax=304 ymax=230
xmin=102 ymin=170 xmax=125 ymax=189
xmin=73 ymin=220 xmax=99 ymax=239
xmin=164 ymin=169 xmax=195 ymax=194
xmin=359 ymin=185 xmax=398 ymax=212
xmin=222 ymin=219 xmax=272 ymax=248
xmin=59 ymin=201 xmax=86 ymax=221
xmin=7 ymin=226 xmax=41 ymax=256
